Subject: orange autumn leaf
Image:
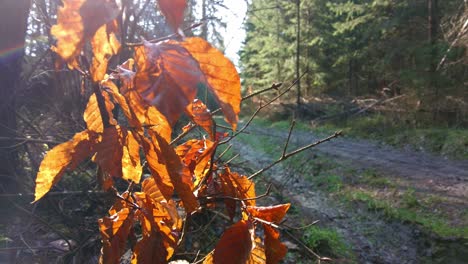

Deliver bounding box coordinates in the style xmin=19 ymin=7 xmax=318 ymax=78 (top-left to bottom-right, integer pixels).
xmin=101 ymin=78 xmax=142 ymax=130
xmin=175 ymin=139 xmax=216 ymax=188
xmin=34 ymin=130 xmax=100 ymax=202
xmin=248 ymin=240 xmax=268 ymax=264
xmin=134 ymin=40 xmax=208 ymax=126
xmin=141 ymin=136 xmax=175 ymax=201
xmin=213 ymin=220 xmax=254 ymax=264
xmin=141 ymin=178 xmax=183 ymax=230
xmin=121 ymin=130 xmax=142 ymax=183
xmin=181 ymin=37 xmax=241 ymax=130
xmin=93 ymin=126 xmax=141 ymax=183
xmin=98 ymin=207 xmax=134 ymax=264
xmin=220 ymin=168 xmax=256 ymax=206
xmin=93 ymin=126 xmax=125 ymax=178
xmin=204 ymin=238 xmax=267 ymax=264
xmin=141 ymin=177 xmax=165 ymax=203
xmin=124 ymin=89 xmax=172 ymax=141
xmin=91 ymin=21 xmax=121 ymax=82
xmin=132 ymin=193 xmax=178 ymax=262
xmin=51 ymin=0 xmax=119 ymax=69
xmin=186 ymin=99 xmax=215 ymax=139
xmin=246 ymin=204 xmax=291 ymax=223
xmin=157 ymin=0 xmax=187 ymax=32
xmin=149 ymin=131 xmax=199 ymax=212
xmin=264 ymin=225 xmax=287 ymax=264
xmin=83 ymin=93 xmax=116 ymax=133
xmin=131 ymin=230 xmax=172 ymax=264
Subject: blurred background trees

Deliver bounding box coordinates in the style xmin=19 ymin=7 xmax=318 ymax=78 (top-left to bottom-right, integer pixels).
xmin=240 ymin=0 xmax=467 ymax=125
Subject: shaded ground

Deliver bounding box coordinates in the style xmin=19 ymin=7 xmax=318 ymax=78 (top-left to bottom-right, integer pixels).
xmin=229 ymin=122 xmax=468 ymax=263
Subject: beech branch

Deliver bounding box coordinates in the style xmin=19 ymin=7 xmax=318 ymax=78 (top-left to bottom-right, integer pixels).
xmin=248 ymin=131 xmax=343 ymax=180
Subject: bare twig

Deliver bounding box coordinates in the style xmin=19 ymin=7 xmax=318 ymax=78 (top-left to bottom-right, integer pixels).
xmin=201 ymin=184 xmax=272 ymax=204
xmin=126 ymin=22 xmax=204 ymax=47
xmin=0 ymin=190 xmax=107 ymax=198
xmin=220 ymin=72 xmax=307 ymax=146
xmin=282 ymin=119 xmax=296 ymax=158
xmin=0 ymin=136 xmax=62 ymax=145
xmin=248 ymin=131 xmax=342 ymax=180
xmin=222 ymin=153 xmax=239 ymax=166
xmin=242 ymin=82 xmax=282 ymax=101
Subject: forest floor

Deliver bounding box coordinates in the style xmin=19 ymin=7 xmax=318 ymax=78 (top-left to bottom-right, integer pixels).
xmin=229 ymin=120 xmax=468 ymax=263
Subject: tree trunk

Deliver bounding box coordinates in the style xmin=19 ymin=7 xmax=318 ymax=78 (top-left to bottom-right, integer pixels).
xmin=295 ymin=0 xmax=301 ymax=108
xmin=0 ymin=0 xmax=31 ymax=193
xmin=201 ymin=0 xmax=208 ymax=40
xmin=428 ymin=0 xmax=439 ymax=120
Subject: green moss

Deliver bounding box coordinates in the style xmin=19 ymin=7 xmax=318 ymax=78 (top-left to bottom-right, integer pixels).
xmin=303 ymin=226 xmax=352 ymax=259
xmin=359 ymin=169 xmax=396 ymax=188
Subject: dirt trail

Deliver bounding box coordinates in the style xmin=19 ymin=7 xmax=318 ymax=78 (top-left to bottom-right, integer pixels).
xmin=249 ymin=125 xmax=468 ymax=201
xmin=229 ymin=123 xmax=468 ymax=263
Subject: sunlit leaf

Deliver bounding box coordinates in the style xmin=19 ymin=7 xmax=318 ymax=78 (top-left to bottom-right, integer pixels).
xmin=213 ymin=220 xmax=254 ymax=264
xmin=101 ymin=78 xmax=141 ymax=130
xmin=181 ymin=37 xmax=241 ymax=130
xmin=34 ymin=130 xmax=99 ymax=202
xmin=248 ymin=240 xmax=267 ymax=264
xmin=264 ymin=226 xmax=287 ymax=264
xmin=157 ymin=0 xmax=187 ymax=32
xmin=93 ymin=126 xmax=125 ymax=178
xmin=131 ymin=230 xmax=171 ymax=264
xmin=121 ymin=130 xmax=142 ymax=183
xmin=205 ymin=237 xmax=267 ymax=264
xmin=220 ymin=168 xmax=256 ymax=206
xmin=134 ymin=40 xmax=208 ymax=125
xmin=142 ymin=177 xmax=165 ymax=203
xmin=246 ymin=204 xmax=290 ymax=223
xmin=132 ymin=193 xmax=178 ymax=262
xmin=175 ymin=139 xmax=216 ymax=188
xmin=83 ymin=93 xmax=117 ymax=133
xmin=141 ymin=136 xmax=174 ymax=201
xmin=91 ymin=21 xmax=120 ymax=82
xmin=186 ymin=99 xmax=215 ymax=139
xmin=98 ymin=208 xmax=134 ymax=264
xmin=51 ymin=0 xmax=119 ymax=69
xmin=149 ymin=131 xmax=199 ymax=212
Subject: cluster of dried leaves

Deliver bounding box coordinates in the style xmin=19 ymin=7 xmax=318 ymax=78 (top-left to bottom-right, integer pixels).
xmin=33 ymin=0 xmax=290 ymax=263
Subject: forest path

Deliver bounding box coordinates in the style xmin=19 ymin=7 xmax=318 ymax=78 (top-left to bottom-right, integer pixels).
xmin=229 ymin=122 xmax=468 ymax=263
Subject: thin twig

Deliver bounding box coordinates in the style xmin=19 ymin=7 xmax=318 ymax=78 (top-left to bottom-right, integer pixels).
xmin=220 ymin=72 xmax=308 ymax=145
xmin=0 ymin=190 xmax=107 ymax=198
xmin=248 ymin=131 xmax=342 ymax=180
xmin=0 ymin=136 xmax=63 ymax=145
xmin=215 ymin=144 xmax=232 ymax=162
xmin=242 ymin=82 xmax=282 ymax=101
xmin=126 ymin=22 xmax=204 ymax=47
xmin=201 ymin=184 xmax=272 ymax=204
xmin=222 ymin=153 xmax=239 ymax=166
xmin=282 ymin=119 xmax=296 ymax=158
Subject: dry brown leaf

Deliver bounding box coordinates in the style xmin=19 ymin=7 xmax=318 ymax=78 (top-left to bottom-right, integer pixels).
xmin=134 ymin=40 xmax=208 ymax=125
xmin=149 ymin=131 xmax=199 ymax=213
xmin=98 ymin=208 xmax=134 ymax=264
xmin=51 ymin=0 xmax=119 ymax=69
xmin=157 ymin=0 xmax=187 ymax=32
xmin=186 ymin=99 xmax=215 ymax=139
xmin=91 ymin=21 xmax=121 ymax=82
xmin=34 ymin=130 xmax=100 ymax=202
xmin=83 ymin=93 xmax=116 ymax=133
xmin=213 ymin=220 xmax=254 ymax=264
xmin=181 ymin=37 xmax=241 ymax=130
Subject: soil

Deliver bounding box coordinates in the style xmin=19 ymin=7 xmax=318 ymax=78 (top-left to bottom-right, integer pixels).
xmin=229 ymin=122 xmax=468 ymax=264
